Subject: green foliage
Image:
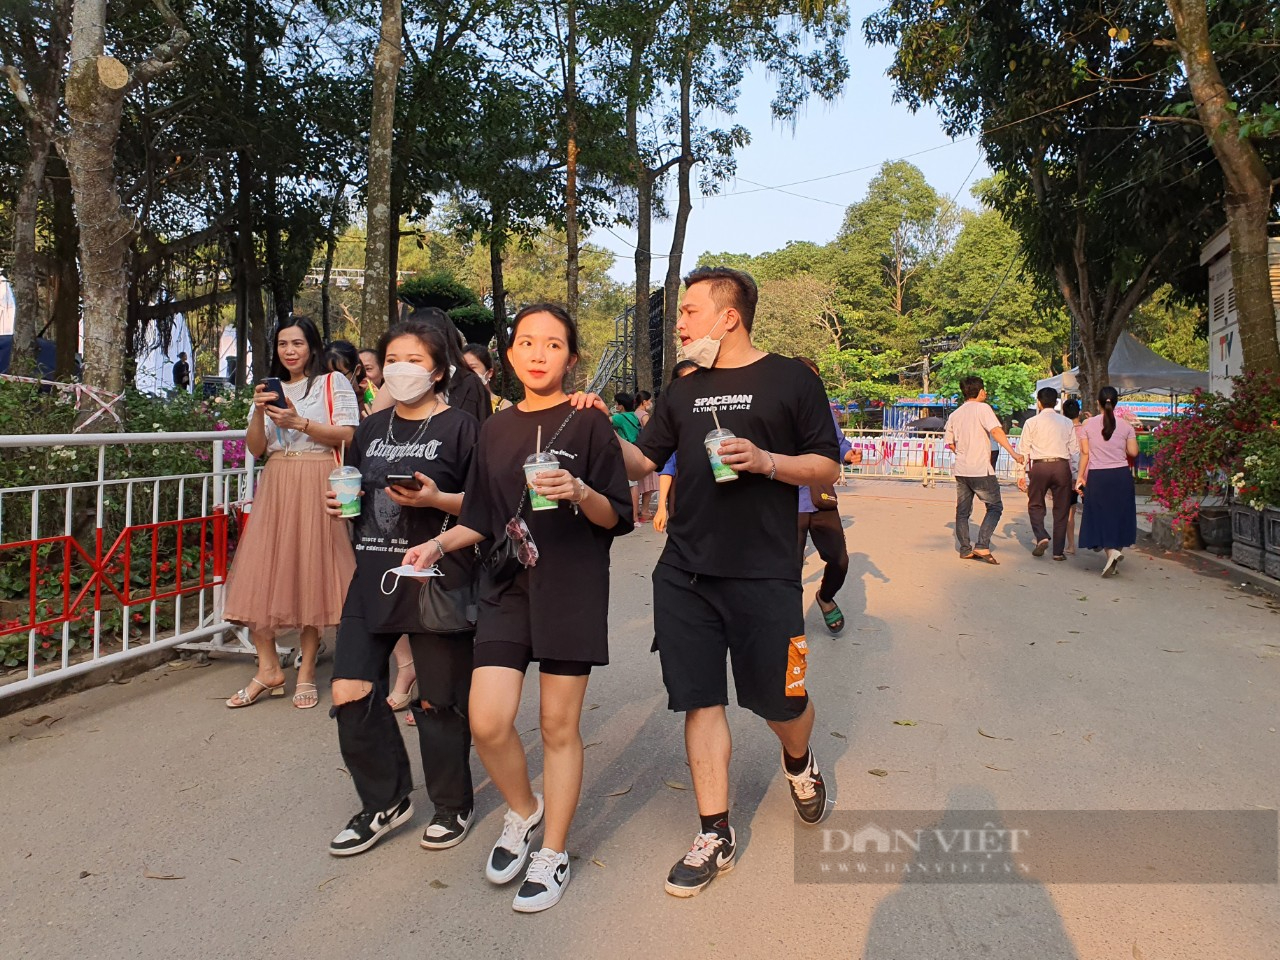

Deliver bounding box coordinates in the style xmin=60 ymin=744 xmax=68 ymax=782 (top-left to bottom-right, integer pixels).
xmin=933 ymin=341 xmax=1038 ymax=415
xmin=817 ymin=344 xmax=904 ymax=409
xmin=397 ymin=271 xmax=481 ymax=311
xmin=1127 ymin=285 xmax=1209 ymax=371
xmin=920 ymin=207 xmax=1069 ymax=368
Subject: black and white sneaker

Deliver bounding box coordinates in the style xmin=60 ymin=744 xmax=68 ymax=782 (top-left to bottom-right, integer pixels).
xmin=328 ymin=795 xmax=413 ymax=856
xmin=485 ymin=794 xmax=544 ymax=884
xmin=512 ymin=847 xmax=571 ymax=913
xmin=784 ymin=747 xmax=828 ymax=824
xmin=664 ymin=829 xmax=736 ymax=898
xmin=420 ymin=808 xmax=473 ymax=850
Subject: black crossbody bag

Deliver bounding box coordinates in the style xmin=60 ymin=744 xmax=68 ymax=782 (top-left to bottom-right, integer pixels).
xmin=417 ymin=514 xmax=479 ymax=635
xmin=479 ymin=409 xmax=577 ymax=600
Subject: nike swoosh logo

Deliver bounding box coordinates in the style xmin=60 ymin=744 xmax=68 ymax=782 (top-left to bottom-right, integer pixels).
xmin=716 ymin=851 xmax=733 ymax=867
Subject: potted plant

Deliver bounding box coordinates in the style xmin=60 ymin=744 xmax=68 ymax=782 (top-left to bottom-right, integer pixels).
xmin=1230 ymin=424 xmax=1280 ymax=577
xmin=1151 ymin=372 xmax=1280 ymax=559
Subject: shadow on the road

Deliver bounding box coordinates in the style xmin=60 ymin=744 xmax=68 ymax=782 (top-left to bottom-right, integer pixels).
xmin=860 ymin=788 xmax=1078 ymax=960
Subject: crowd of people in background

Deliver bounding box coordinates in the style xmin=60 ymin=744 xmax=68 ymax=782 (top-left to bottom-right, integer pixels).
xmin=217 ymin=264 xmax=1140 ymax=915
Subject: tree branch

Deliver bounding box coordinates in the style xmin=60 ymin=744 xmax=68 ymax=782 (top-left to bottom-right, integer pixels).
xmin=127 ymin=0 xmax=192 ymax=91
xmin=1 ymin=64 xmax=56 ymax=141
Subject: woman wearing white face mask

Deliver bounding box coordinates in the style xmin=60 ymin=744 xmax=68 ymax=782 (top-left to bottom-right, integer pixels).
xmin=323 ymin=318 xmax=482 ymax=857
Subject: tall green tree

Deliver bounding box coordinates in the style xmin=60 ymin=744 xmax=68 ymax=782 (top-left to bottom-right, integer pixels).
xmin=866 ymin=0 xmax=1223 ymax=408
xmin=831 ymin=160 xmax=957 ymax=355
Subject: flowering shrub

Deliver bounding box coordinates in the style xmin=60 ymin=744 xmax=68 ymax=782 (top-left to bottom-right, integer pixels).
xmin=1150 ymin=372 xmax=1280 ymax=525
xmin=1231 ymin=426 xmax=1280 ymax=512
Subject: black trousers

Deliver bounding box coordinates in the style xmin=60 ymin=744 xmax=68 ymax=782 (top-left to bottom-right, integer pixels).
xmin=797 ymin=509 xmax=849 ymax=603
xmin=1027 ymin=460 xmax=1073 ymax=557
xmin=331 ymin=615 xmax=475 ymax=816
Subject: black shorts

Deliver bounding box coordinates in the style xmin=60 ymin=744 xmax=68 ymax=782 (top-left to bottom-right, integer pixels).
xmin=651 ymin=562 xmax=809 ymax=722
xmin=331 ymin=616 xmax=474 ymax=710
xmin=473 ymin=575 xmax=592 ymax=677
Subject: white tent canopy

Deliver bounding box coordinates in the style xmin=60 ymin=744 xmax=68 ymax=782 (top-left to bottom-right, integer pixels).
xmin=1037 ymin=331 xmax=1208 ymax=396
xmin=134 ymin=313 xmax=194 ymax=395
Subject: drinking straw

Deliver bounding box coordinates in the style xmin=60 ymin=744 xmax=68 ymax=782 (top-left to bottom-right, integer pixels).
xmin=536 ymin=425 xmax=542 ymax=455
xmin=711 ymin=409 xmax=722 ymax=431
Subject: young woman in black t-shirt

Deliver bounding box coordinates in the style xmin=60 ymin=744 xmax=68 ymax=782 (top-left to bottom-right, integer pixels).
xmin=323 ymin=319 xmax=481 ymax=858
xmin=405 ymin=304 xmax=631 ymax=914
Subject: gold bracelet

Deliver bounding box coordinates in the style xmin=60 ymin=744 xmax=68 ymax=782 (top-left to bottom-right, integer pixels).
xmin=302 ymin=419 xmax=310 ymax=433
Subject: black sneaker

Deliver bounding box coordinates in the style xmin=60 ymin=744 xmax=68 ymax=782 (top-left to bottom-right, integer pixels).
xmin=485 ymin=794 xmax=544 ymax=884
xmin=665 ymin=829 xmax=736 ymax=898
xmin=420 ymin=808 xmax=473 ymax=850
xmin=328 ymin=795 xmax=413 ymax=856
xmin=784 ymin=747 xmax=828 ymax=824
xmin=512 ymin=847 xmax=571 ymax=913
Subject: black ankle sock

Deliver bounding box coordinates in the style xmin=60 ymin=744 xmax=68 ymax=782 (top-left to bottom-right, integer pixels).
xmin=783 ymin=746 xmax=811 ymax=775
xmin=700 ymin=811 xmax=730 ymax=840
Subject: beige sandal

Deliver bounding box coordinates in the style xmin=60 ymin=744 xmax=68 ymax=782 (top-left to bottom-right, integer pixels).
xmin=293 ymin=682 xmax=319 ymax=709
xmin=387 ymin=659 xmax=418 ymax=711
xmin=226 ymin=677 xmax=286 ymax=708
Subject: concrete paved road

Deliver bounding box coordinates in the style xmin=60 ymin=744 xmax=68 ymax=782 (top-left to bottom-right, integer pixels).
xmin=2 ymin=483 xmax=1277 ymax=960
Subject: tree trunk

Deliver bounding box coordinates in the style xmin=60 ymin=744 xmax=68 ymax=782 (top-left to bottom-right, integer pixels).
xmin=63 ymin=0 xmax=188 ymax=397
xmin=4 ymin=0 xmax=70 ymax=375
xmin=489 ymin=200 xmax=514 ymax=396
xmin=48 ymin=158 xmax=81 ymax=379
xmin=320 ymin=184 xmax=346 ymax=342
xmin=1167 ymin=0 xmax=1279 ymax=374
xmin=361 ymin=0 xmax=403 ymax=345
xmin=8 ymin=136 xmax=51 ymax=376
xmin=563 ymin=0 xmax=580 ymax=324
xmin=386 ymin=159 xmax=404 ymax=328
xmin=264 ymin=171 xmax=291 ymax=320
xmin=64 ymin=10 xmax=133 ymax=395
xmin=660 ymin=38 xmax=696 ymax=387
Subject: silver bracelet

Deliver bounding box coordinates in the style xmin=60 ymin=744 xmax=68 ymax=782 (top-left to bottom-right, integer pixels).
xmin=766 ymin=451 xmax=777 ymax=481
xmin=429 ymin=538 xmax=445 ymax=561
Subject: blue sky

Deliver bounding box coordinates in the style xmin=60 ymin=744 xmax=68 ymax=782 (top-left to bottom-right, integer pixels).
xmin=592 ymin=26 xmax=990 ymax=284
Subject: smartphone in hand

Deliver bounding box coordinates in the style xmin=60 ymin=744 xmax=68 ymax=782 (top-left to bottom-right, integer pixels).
xmin=261 ymin=377 xmax=289 ymax=409
xmin=387 ymin=473 xmax=423 ymax=491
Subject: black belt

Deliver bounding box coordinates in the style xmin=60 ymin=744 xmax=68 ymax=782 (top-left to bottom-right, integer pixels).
xmin=1031 ymin=457 xmax=1067 ymax=463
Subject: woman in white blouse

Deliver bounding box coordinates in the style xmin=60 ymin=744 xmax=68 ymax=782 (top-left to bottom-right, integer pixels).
xmin=223 ymin=316 xmax=360 ymax=709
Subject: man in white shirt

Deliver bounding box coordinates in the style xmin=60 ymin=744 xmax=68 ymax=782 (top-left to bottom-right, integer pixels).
xmin=1016 ymin=386 xmax=1080 ymax=560
xmin=943 ymin=376 xmax=1024 ymax=563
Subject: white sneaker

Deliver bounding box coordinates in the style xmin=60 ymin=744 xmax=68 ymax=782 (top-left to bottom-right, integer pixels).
xmin=485 ymin=794 xmax=544 ymax=884
xmin=512 ymin=847 xmax=570 ymax=913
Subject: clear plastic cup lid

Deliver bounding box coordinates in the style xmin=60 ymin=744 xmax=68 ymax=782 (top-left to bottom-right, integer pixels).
xmin=329 ymin=465 xmax=361 ymax=479
xmin=704 ymin=427 xmax=735 ymax=442
xmin=524 ymin=452 xmax=557 ymax=465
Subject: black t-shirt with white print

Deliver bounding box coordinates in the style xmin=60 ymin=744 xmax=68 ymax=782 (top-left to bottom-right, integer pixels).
xmin=458 ymin=401 xmax=632 ymax=664
xmin=636 ymin=353 xmax=840 ymax=580
xmin=344 ymin=405 xmax=479 ymax=634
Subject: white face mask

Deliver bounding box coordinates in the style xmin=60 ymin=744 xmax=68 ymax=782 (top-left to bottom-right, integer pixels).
xmin=382 ymin=362 xmax=436 ymax=404
xmin=678 ymin=315 xmax=726 ymax=368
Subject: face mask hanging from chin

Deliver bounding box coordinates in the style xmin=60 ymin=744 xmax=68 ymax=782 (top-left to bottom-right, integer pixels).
xmin=382 ymin=362 xmax=436 ymax=404
xmin=678 ymin=315 xmax=727 ymax=369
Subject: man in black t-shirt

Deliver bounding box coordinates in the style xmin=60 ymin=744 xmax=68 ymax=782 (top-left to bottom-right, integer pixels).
xmin=588 ymin=266 xmax=841 ymax=898
xmin=172 ymin=352 xmax=191 ymax=393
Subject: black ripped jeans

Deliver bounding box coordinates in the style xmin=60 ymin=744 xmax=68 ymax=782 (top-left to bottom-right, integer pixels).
xmin=331 ymin=615 xmax=474 ymax=816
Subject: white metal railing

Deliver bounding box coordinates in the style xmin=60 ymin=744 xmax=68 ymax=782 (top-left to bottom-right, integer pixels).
xmin=840 ymin=430 xmax=1024 ymax=484
xmin=0 ymin=431 xmax=263 ymax=699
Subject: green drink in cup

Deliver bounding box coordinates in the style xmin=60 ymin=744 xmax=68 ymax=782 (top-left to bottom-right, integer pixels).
xmin=704 ymin=426 xmax=738 ymax=483
xmin=523 ymin=452 xmax=559 ymax=511
xmin=329 ymin=465 xmax=362 ymax=518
